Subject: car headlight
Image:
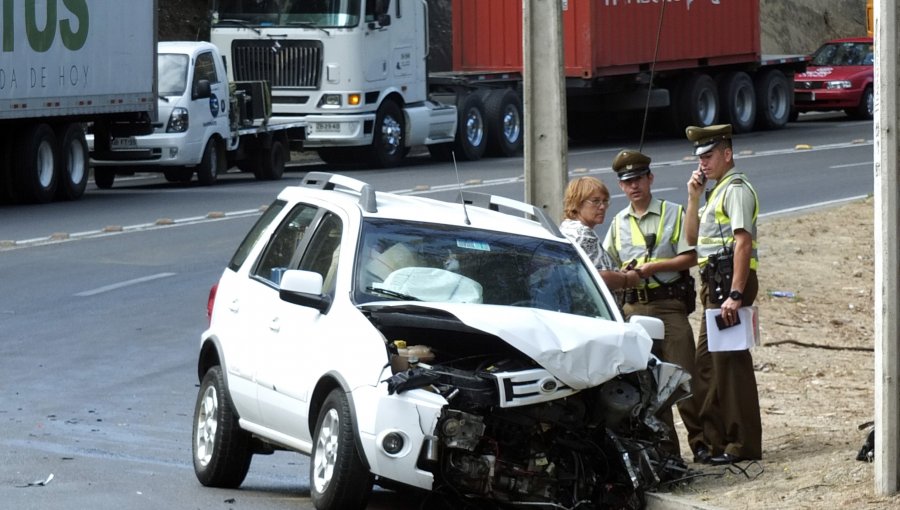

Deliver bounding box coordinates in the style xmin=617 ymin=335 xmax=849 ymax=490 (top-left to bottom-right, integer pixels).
xmin=825 ymin=80 xmax=853 ymax=90
xmin=166 ymin=107 xmax=189 ymax=132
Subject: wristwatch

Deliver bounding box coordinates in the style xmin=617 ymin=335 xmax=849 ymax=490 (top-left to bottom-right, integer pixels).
xmin=729 ymin=290 xmax=744 ymax=301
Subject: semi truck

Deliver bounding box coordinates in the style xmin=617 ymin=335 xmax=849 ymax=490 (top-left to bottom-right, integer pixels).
xmin=87 ymin=41 xmax=307 ymax=188
xmin=205 ymin=0 xmax=806 ymax=169
xmin=0 ymin=0 xmax=157 ymax=204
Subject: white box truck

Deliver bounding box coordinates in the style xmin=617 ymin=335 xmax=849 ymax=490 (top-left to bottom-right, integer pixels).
xmin=0 ymin=0 xmax=157 ymax=204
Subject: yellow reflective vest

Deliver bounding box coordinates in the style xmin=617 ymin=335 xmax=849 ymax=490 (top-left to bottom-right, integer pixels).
xmin=697 ymin=171 xmax=759 ymax=270
xmin=610 ymin=199 xmax=684 ymax=289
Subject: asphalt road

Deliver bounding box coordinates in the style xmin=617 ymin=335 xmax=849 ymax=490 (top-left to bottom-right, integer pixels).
xmin=0 ymin=114 xmax=875 ymax=509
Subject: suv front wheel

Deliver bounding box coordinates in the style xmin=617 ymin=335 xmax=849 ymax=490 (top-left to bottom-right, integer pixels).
xmin=310 ymin=389 xmax=372 ymax=510
xmin=192 ymin=366 xmax=253 ymax=488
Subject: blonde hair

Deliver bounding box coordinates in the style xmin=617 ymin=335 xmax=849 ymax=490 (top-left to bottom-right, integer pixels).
xmin=563 ymin=176 xmax=609 ymax=220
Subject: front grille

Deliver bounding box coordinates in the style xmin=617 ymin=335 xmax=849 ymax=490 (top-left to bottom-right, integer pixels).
xmin=231 ymin=40 xmax=323 ymax=89
xmin=797 ymin=81 xmax=825 ymax=90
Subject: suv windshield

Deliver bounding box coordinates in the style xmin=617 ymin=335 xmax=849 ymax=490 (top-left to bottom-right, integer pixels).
xmin=810 ymin=41 xmax=874 ymax=66
xmin=212 ymin=0 xmax=362 ymax=28
xmin=355 ymin=219 xmax=615 ymax=320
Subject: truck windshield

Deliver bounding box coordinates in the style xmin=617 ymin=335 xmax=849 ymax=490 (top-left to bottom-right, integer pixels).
xmin=212 ymin=0 xmax=362 ymax=28
xmin=158 ymin=54 xmax=189 ymax=97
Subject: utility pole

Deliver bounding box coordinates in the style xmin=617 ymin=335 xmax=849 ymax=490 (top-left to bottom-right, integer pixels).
xmin=523 ymin=0 xmax=567 ymax=223
xmin=874 ymin=0 xmax=900 ymax=496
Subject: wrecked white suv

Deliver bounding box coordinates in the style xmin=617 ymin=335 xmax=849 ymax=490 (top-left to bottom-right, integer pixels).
xmin=192 ymin=172 xmax=690 ymax=509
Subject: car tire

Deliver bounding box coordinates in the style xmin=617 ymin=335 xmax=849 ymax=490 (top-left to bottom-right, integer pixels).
xmin=93 ymin=168 xmax=116 ymax=189
xmin=369 ymin=100 xmax=406 ymax=168
xmin=676 ymin=73 xmax=719 ymax=129
xmin=718 ymin=72 xmax=756 ymax=133
xmin=754 ymin=69 xmax=791 ymax=130
xmin=197 ymin=138 xmax=225 ymax=186
xmin=14 ymin=123 xmax=59 ymax=203
xmin=192 ymin=366 xmax=253 ymax=488
xmin=310 ymin=389 xmax=372 ymax=510
xmin=253 ymin=135 xmax=288 ymax=181
xmin=452 ymin=92 xmax=488 ymax=161
xmin=55 ymin=123 xmax=89 ymax=201
xmin=483 ymin=88 xmax=523 ymax=157
xmin=846 ymin=85 xmax=874 ymax=120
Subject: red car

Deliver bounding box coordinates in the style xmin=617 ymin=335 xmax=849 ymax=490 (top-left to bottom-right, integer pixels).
xmin=793 ymin=37 xmax=874 ymax=120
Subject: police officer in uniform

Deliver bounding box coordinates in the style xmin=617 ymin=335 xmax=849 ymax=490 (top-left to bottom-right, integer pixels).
xmin=684 ymin=124 xmax=761 ymax=465
xmin=603 ymin=149 xmax=703 ymax=462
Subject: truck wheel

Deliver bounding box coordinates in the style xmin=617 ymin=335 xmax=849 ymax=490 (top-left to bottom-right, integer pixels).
xmin=453 ymin=92 xmax=488 ymax=161
xmin=193 ymin=366 xmax=253 ymax=488
xmin=94 ymin=168 xmax=116 ymax=189
xmin=846 ymin=85 xmax=874 ymax=120
xmin=484 ymin=88 xmax=523 ymax=157
xmin=14 ymin=123 xmax=59 ymax=204
xmin=54 ymin=123 xmax=89 ymax=201
xmin=310 ymin=389 xmax=372 ymax=510
xmin=197 ymin=139 xmax=225 ymax=186
xmin=754 ymin=69 xmax=791 ymax=130
xmin=254 ymin=136 xmax=287 ymax=180
xmin=677 ymin=73 xmax=719 ymax=128
xmin=719 ymin=72 xmax=756 ymax=133
xmin=370 ymin=100 xmax=405 ymax=168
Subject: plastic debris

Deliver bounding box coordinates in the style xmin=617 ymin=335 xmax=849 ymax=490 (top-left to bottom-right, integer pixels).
xmin=767 ymin=290 xmax=795 ymax=298
xmin=17 ymin=473 xmax=54 ymax=488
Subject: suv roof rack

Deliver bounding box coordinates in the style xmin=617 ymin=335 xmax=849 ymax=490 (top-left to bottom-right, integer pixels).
xmin=301 ymin=172 xmax=377 ymax=213
xmin=460 ymin=191 xmax=564 ymax=239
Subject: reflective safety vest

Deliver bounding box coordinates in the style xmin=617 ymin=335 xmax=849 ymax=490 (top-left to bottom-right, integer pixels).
xmin=697 ymin=171 xmax=759 ymax=269
xmin=611 ymin=199 xmax=684 ymax=289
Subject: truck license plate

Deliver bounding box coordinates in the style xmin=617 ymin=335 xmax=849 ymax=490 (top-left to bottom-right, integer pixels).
xmin=111 ymin=137 xmax=137 ymax=148
xmin=315 ymin=122 xmax=341 ymax=134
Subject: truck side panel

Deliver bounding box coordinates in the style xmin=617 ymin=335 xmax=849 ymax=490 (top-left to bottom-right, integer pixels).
xmin=0 ymin=0 xmax=157 ymax=120
xmin=452 ymin=0 xmax=761 ymax=79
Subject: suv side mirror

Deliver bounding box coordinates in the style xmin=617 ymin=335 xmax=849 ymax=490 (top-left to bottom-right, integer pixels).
xmin=279 ymin=270 xmax=331 ymax=313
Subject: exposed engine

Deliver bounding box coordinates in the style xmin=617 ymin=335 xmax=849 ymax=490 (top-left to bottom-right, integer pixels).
xmin=390 ymin=362 xmax=686 ymax=509
xmin=369 ymin=304 xmax=690 ymax=509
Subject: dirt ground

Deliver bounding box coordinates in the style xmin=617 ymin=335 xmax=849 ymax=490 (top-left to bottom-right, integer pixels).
xmin=662 ymin=197 xmax=898 ymax=509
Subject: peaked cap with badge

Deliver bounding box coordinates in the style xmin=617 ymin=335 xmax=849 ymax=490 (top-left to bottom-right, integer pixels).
xmin=685 ymin=124 xmax=733 ymax=156
xmin=611 ymin=149 xmax=652 ymax=181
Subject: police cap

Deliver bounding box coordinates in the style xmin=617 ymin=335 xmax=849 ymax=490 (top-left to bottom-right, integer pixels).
xmin=685 ymin=124 xmax=733 ymax=156
xmin=611 ymin=149 xmax=651 ymax=181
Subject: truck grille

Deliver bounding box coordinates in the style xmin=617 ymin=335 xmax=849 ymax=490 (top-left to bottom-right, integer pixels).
xmin=231 ymin=40 xmax=322 ymax=89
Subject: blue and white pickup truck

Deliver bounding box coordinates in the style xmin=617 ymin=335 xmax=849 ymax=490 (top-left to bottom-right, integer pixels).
xmin=88 ymin=41 xmax=305 ymax=189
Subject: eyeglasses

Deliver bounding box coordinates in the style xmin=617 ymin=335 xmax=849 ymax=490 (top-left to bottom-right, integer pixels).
xmin=584 ymin=198 xmax=610 ymax=207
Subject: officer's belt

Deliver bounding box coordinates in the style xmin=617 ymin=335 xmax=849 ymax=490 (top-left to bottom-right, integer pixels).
xmin=624 ymin=280 xmax=688 ymax=304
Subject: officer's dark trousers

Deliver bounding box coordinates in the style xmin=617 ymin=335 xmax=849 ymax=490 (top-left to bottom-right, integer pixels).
xmin=624 ymin=297 xmax=703 ymax=457
xmin=694 ymin=271 xmax=762 ymax=459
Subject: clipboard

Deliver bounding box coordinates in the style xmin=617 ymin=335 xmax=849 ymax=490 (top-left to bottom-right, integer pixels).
xmin=705 ymin=306 xmax=760 ymax=352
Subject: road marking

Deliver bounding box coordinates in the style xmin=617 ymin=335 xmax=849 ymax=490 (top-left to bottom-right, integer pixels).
xmin=830 ymin=161 xmax=873 ymax=169
xmin=2 ymin=139 xmax=875 ymax=250
xmin=75 ymin=273 xmax=176 ymax=297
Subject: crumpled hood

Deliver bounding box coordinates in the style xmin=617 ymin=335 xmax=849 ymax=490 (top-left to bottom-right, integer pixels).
xmin=363 ymin=302 xmax=653 ymax=389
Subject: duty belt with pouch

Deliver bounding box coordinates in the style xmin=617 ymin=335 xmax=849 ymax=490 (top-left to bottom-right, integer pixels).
xmin=625 ymin=273 xmax=696 ymax=314
xmin=702 ymin=246 xmax=734 ymax=305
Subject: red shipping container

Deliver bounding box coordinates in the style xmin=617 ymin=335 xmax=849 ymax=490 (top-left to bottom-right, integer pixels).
xmin=451 ymin=0 xmax=761 ymax=79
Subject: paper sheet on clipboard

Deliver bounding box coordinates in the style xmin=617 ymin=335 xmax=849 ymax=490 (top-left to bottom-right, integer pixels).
xmin=706 ymin=306 xmax=760 ymax=352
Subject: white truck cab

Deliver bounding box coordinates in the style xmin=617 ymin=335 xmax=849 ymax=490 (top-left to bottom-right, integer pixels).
xmin=89 ymin=41 xmax=302 ymax=188
xmin=209 ymin=0 xmax=458 ymax=168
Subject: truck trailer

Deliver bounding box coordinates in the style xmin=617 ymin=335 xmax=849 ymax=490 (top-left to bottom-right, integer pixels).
xmin=0 ymin=0 xmax=157 ymax=204
xmin=205 ymin=0 xmax=805 ymax=169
